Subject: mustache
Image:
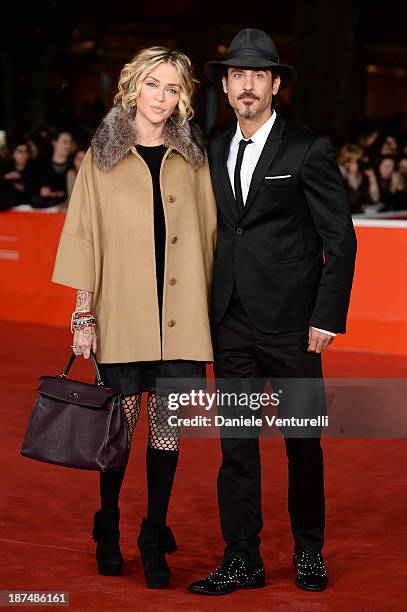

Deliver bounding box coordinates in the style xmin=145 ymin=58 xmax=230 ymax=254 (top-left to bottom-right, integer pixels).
xmin=238 ymin=91 xmax=260 ymax=100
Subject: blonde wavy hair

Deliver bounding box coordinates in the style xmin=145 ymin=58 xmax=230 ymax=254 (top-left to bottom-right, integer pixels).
xmin=113 ymin=46 xmax=197 ymax=124
xmin=337 ymin=143 xmax=364 ymax=166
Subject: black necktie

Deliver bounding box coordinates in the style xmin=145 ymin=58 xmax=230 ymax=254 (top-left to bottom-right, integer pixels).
xmin=234 ymin=138 xmax=253 ymax=212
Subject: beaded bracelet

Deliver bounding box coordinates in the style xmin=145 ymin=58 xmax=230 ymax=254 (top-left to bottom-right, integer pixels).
xmin=72 ymin=318 xmax=96 ymax=331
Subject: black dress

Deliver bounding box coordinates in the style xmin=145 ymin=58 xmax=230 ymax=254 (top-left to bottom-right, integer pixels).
xmin=31 ymin=157 xmax=70 ymax=208
xmin=98 ymin=144 xmax=206 ymax=395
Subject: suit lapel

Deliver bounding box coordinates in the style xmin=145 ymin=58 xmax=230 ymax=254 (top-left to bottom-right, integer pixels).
xmin=239 ymin=114 xmax=286 ymax=220
xmin=219 ymin=127 xmax=240 ymax=220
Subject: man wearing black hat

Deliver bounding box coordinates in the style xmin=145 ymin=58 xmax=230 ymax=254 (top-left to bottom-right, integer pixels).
xmin=188 ymin=29 xmax=356 ymax=595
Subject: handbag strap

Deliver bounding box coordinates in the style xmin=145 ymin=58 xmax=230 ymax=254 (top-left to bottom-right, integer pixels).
xmin=60 ymin=350 xmax=104 ymax=385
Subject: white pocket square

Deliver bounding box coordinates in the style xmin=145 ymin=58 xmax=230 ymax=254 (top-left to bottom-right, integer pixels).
xmin=264 ymin=174 xmax=292 ymax=179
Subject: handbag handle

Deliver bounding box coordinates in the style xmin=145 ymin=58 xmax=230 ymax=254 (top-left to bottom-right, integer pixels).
xmin=59 ymin=350 xmax=104 ymax=386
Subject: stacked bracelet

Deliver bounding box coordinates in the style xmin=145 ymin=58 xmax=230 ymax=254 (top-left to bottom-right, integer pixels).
xmin=71 ymin=311 xmax=96 ymax=332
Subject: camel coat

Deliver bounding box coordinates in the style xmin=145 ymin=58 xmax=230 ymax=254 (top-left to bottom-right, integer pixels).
xmin=52 ymin=106 xmax=217 ymax=363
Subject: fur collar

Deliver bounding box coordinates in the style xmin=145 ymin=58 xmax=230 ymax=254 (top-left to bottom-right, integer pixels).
xmin=91 ymin=105 xmax=205 ymax=171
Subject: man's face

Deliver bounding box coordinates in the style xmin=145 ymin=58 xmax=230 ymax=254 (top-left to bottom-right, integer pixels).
xmin=222 ymin=68 xmax=280 ymax=119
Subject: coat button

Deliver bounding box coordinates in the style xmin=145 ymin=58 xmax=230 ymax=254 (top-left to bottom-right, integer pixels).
xmin=236 ymin=227 xmax=243 ymax=235
xmin=171 ymin=236 xmax=178 ymax=244
xmin=169 ymin=277 xmax=177 ymax=285
xmin=167 ymin=195 xmax=176 ymax=203
xmin=168 ymin=320 xmax=176 ymax=327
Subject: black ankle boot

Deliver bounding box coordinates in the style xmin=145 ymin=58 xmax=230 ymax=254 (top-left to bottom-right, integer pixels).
xmin=137 ymin=517 xmax=177 ymax=588
xmin=92 ymin=509 xmax=123 ymax=576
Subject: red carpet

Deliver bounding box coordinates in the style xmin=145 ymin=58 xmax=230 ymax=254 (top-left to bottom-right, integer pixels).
xmin=1 ymin=321 xmax=406 ymax=611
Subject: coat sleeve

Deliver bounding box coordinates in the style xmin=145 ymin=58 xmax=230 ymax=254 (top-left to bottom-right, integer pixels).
xmin=198 ymin=153 xmax=217 ymax=251
xmin=51 ymin=149 xmax=96 ymax=292
xmin=301 ymin=137 xmax=357 ymax=333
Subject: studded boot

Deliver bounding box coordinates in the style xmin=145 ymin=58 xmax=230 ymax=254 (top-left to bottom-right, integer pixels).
xmin=137 ymin=517 xmax=177 ymax=589
xmin=92 ymin=509 xmax=123 ymax=576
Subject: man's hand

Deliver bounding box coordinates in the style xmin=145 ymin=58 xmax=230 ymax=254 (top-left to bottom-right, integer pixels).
xmin=307 ymin=327 xmax=334 ymax=353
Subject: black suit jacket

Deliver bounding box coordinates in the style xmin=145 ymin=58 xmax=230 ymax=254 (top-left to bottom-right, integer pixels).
xmin=208 ymin=114 xmax=357 ymax=334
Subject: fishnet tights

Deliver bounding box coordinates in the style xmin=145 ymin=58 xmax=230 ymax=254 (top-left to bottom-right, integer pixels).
xmin=121 ymin=394 xmax=142 ymax=446
xmin=121 ymin=393 xmax=179 ymax=451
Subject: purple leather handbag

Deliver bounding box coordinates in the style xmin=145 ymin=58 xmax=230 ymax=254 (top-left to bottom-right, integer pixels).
xmin=21 ymin=351 xmax=129 ymax=471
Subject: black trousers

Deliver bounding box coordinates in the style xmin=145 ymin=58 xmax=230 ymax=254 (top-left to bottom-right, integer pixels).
xmin=213 ymin=289 xmax=325 ymax=562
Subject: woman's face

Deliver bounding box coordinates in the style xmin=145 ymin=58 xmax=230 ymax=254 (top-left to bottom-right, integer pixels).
xmin=379 ymin=158 xmax=395 ymax=179
xmin=13 ymin=144 xmax=30 ymax=167
xmin=53 ymin=132 xmax=73 ymax=157
xmin=345 ymin=156 xmax=360 ymax=175
xmin=136 ymin=62 xmax=180 ymax=125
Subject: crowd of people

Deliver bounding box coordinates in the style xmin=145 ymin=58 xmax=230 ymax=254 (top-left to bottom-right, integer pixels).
xmin=0 ymin=128 xmax=86 ymax=212
xmin=337 ymin=128 xmax=407 ymax=214
xmin=1 ymin=118 xmax=407 ymax=215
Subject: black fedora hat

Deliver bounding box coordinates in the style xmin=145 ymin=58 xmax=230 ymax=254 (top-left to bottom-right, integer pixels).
xmin=204 ymin=28 xmax=297 ymax=90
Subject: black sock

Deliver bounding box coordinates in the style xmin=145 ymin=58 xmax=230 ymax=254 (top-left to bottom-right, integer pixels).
xmin=99 ymin=467 xmax=126 ymax=511
xmin=146 ymin=446 xmax=179 ymax=524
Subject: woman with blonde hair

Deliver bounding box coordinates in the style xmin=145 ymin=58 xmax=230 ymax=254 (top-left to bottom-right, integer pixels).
xmin=52 ymin=47 xmax=217 ymax=588
xmin=337 ymin=142 xmax=379 ymax=213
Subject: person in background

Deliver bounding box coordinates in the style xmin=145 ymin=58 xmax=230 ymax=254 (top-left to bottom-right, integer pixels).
xmin=26 ymin=137 xmax=40 ymax=161
xmin=379 ymin=135 xmax=399 ymax=158
xmin=376 ymin=156 xmax=403 ymax=211
xmin=358 ymin=129 xmax=379 ymax=157
xmin=0 ymin=140 xmax=34 ymax=211
xmin=397 ymin=158 xmax=407 ymax=196
xmin=66 ymin=148 xmax=86 ymax=201
xmin=388 ymin=158 xmax=407 ymax=210
xmin=0 ymin=132 xmax=9 ymax=178
xmin=31 ymin=130 xmax=73 ymax=208
xmin=337 ymin=143 xmax=379 ymax=214
xmin=32 ymin=126 xmax=53 ymax=157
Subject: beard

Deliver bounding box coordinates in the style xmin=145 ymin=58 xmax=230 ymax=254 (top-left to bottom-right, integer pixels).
xmin=237 ymin=99 xmax=258 ymax=119
xmin=238 ymin=106 xmax=257 ymax=118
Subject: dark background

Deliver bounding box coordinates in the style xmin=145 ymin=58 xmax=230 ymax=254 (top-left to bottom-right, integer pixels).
xmin=1 ymin=0 xmax=406 ymax=140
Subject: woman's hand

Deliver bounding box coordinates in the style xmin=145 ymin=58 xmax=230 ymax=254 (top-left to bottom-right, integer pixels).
xmin=4 ymin=170 xmax=21 ymax=180
xmin=40 ymin=186 xmax=52 ymax=197
xmin=72 ymin=324 xmax=97 ymax=359
xmin=72 ymin=290 xmax=96 ymax=358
